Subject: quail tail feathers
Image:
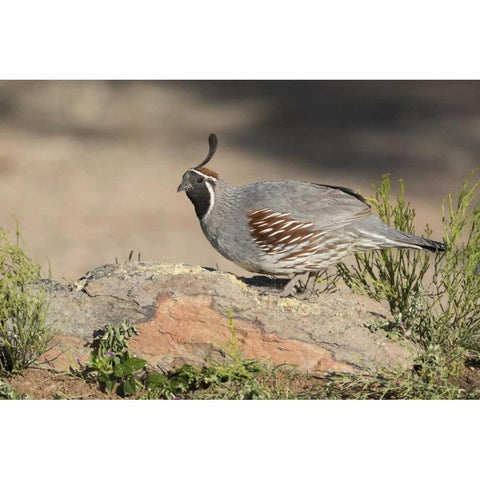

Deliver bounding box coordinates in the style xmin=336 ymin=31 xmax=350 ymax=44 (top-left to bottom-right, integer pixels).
xmin=351 ymin=214 xmax=446 ymax=253
xmin=385 ymin=229 xmax=445 ymax=252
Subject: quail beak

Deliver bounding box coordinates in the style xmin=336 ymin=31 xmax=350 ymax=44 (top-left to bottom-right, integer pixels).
xmin=177 ymin=182 xmax=188 ymax=193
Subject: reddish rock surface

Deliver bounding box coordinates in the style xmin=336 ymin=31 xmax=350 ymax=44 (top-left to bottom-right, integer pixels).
xmin=42 ymin=262 xmax=416 ymax=375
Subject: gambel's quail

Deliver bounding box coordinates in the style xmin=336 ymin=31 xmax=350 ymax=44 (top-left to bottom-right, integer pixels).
xmin=178 ymin=134 xmax=445 ymax=296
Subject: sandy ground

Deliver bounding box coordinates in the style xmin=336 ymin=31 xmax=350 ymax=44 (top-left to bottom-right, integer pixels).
xmin=0 ymin=81 xmax=478 ymax=281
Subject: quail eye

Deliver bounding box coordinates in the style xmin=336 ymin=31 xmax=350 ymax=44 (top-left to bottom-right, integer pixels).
xmin=197 ymin=177 xmax=204 ymax=184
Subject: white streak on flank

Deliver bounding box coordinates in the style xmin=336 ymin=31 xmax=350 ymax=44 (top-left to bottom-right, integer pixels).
xmin=288 ymin=223 xmax=304 ymax=231
xmin=270 ymin=220 xmax=286 ymax=227
xmin=281 ymin=221 xmax=296 ymax=228
xmin=302 ymin=232 xmax=314 ymax=240
xmin=259 ymin=228 xmax=273 ymax=234
xmin=294 ymin=222 xmax=314 ymax=232
xmin=263 ymin=212 xmax=282 ymax=220
xmin=287 ymin=236 xmax=302 ymax=244
xmin=354 ymin=231 xmax=421 ymax=250
xmin=295 ymin=241 xmax=311 ymax=249
xmin=356 ymin=230 xmax=408 ymax=245
xmin=278 ymin=235 xmax=291 ymax=242
xmin=251 ymin=209 xmax=291 ymax=219
xmin=355 ymin=230 xmax=387 ymax=240
xmin=279 ymin=243 xmax=297 ymax=253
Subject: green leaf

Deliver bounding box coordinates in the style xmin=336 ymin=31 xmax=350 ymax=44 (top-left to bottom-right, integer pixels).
xmin=113 ymin=363 xmax=125 ymax=378
xmin=104 ymin=377 xmax=116 ymax=392
xmin=147 ymin=373 xmax=168 ymax=387
xmin=121 ymin=378 xmax=138 ymax=396
xmin=121 ymin=357 xmax=147 ymax=375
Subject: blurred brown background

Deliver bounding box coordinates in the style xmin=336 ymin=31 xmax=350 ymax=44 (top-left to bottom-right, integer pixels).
xmin=0 ymin=81 xmax=478 ymax=281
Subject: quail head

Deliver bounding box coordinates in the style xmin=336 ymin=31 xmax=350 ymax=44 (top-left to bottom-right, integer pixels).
xmin=178 ymin=134 xmax=445 ymax=295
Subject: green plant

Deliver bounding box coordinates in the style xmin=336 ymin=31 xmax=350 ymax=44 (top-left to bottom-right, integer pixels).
xmin=0 ymin=225 xmax=55 ymax=375
xmin=85 ymin=320 xmax=146 ymax=396
xmin=338 ymin=172 xmax=480 ymax=372
xmin=320 ymin=347 xmax=480 ymax=400
xmin=144 ymin=360 xmax=283 ymax=400
xmin=0 ymin=379 xmax=25 ymax=399
xmin=310 ymin=269 xmax=340 ymax=294
xmin=425 ymin=174 xmax=480 ymax=363
xmin=337 ymin=175 xmax=434 ymax=315
xmin=143 ymin=315 xmax=272 ymax=399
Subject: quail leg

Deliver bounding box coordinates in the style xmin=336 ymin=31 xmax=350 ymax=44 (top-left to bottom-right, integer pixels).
xmin=279 ymin=271 xmax=320 ymax=298
xmin=300 ymin=272 xmax=319 ymax=297
xmin=279 ymin=272 xmax=310 ymax=297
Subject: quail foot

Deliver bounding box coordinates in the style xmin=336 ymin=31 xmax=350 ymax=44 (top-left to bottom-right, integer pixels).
xmin=177 ymin=134 xmax=446 ymax=297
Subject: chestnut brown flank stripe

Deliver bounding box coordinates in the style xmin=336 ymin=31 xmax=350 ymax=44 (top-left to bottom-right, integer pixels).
xmin=248 ymin=208 xmax=326 ymax=260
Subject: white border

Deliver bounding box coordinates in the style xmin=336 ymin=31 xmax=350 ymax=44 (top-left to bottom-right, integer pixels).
xmin=2 ymin=1 xmax=480 ymax=79
xmin=1 ymin=2 xmax=478 ymax=476
xmin=2 ymin=400 xmax=479 ymax=477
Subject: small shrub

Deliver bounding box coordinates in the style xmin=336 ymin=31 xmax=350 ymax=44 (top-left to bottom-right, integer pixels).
xmin=427 ymin=174 xmax=480 ymax=363
xmin=0 ymin=226 xmax=54 ymax=375
xmin=337 ymin=174 xmax=434 ymax=315
xmin=0 ymin=379 xmax=25 ymax=400
xmin=143 ymin=361 xmax=273 ymax=400
xmin=143 ymin=315 xmax=271 ymax=399
xmin=321 ymin=347 xmax=480 ymax=400
xmin=85 ymin=320 xmax=146 ymax=396
xmin=338 ymin=172 xmax=480 ymax=371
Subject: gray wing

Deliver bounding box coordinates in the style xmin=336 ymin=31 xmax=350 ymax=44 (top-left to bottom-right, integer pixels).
xmin=241 ymin=181 xmax=372 ymax=231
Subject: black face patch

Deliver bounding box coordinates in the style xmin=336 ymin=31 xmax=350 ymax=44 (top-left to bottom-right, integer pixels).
xmin=180 ymin=169 xmax=216 ymax=219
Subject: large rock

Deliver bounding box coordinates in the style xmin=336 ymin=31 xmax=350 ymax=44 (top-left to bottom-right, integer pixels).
xmin=42 ymin=262 xmax=416 ymax=375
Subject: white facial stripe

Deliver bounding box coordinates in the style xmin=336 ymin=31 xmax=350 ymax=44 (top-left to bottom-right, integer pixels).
xmin=204 ymin=180 xmax=215 ymax=218
xmin=190 ymin=168 xmax=218 ymax=183
xmin=188 ymin=168 xmax=216 ymax=219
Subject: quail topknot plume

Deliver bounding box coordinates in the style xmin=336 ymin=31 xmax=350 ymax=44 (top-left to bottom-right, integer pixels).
xmin=178 ymin=134 xmax=446 ymax=296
